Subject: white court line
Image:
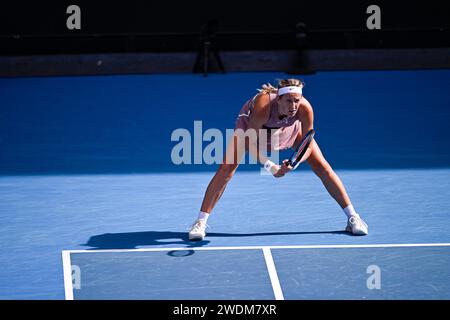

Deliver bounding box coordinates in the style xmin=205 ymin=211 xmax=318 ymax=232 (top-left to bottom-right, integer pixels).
xmin=64 ymin=242 xmax=450 ymax=254
xmin=62 ymin=242 xmax=450 ymax=300
xmin=62 ymin=251 xmax=74 ymax=300
xmin=262 ymin=247 xmax=284 ymax=300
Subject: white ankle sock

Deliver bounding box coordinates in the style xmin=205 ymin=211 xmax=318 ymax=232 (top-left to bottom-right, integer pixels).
xmin=343 ymin=204 xmax=358 ymax=219
xmin=197 ymin=211 xmax=210 ymax=222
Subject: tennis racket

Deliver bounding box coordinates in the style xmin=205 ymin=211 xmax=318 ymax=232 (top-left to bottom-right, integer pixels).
xmin=287 ymin=129 xmax=315 ymax=169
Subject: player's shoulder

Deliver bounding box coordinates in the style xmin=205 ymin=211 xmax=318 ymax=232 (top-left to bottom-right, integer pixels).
xmin=252 ymin=92 xmax=272 ymax=112
xmin=296 ymin=96 xmax=314 ymax=122
xmin=300 ymin=96 xmax=313 ymax=112
xmin=301 ymin=96 xmax=312 ymax=107
xmin=253 ymin=92 xmax=271 ymax=105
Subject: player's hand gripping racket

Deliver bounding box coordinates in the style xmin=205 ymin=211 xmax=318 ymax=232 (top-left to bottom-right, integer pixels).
xmin=287 ymin=129 xmax=315 ymax=170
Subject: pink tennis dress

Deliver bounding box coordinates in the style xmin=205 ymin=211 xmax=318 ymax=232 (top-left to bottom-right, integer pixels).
xmin=234 ymin=93 xmax=301 ymax=151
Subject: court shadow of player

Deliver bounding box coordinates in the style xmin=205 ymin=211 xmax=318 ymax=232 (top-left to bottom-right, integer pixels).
xmin=81 ymin=231 xmax=209 ymax=250
xmin=82 ymin=230 xmax=351 ymax=250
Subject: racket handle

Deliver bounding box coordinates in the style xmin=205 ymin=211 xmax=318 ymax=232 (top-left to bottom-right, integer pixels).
xmin=286 ymin=160 xmax=297 ymax=170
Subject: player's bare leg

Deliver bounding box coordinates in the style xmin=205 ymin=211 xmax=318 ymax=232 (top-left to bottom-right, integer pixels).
xmin=306 ymin=141 xmax=351 ymax=208
xmin=189 ymin=134 xmax=246 ymax=240
xmin=200 ymin=134 xmax=246 ymax=213
xmin=306 ymin=141 xmax=368 ymax=235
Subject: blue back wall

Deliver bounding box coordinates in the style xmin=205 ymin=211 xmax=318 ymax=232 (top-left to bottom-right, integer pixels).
xmin=1 ymin=70 xmax=450 ymax=174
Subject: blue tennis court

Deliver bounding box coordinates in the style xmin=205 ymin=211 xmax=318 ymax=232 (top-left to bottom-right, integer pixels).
xmin=1 ymin=69 xmax=450 ymax=299
xmin=63 ymin=244 xmax=450 ymax=300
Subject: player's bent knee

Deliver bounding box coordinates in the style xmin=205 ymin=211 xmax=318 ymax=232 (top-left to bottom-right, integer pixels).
xmin=218 ymin=163 xmax=238 ymax=181
xmin=311 ymin=161 xmax=333 ymax=179
xmin=320 ymin=168 xmax=334 ymax=180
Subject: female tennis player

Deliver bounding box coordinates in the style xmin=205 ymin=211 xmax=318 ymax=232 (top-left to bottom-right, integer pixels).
xmin=189 ymin=79 xmax=368 ymax=240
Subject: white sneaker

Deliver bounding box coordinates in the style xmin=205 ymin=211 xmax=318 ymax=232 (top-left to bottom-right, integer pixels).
xmin=346 ymin=214 xmax=369 ymax=235
xmin=188 ymin=219 xmax=208 ymax=241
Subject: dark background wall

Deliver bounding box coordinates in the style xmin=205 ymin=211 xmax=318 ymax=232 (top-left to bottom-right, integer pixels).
xmin=1 ymin=0 xmax=449 ymax=55
xmin=2 ymin=0 xmax=449 ymax=34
